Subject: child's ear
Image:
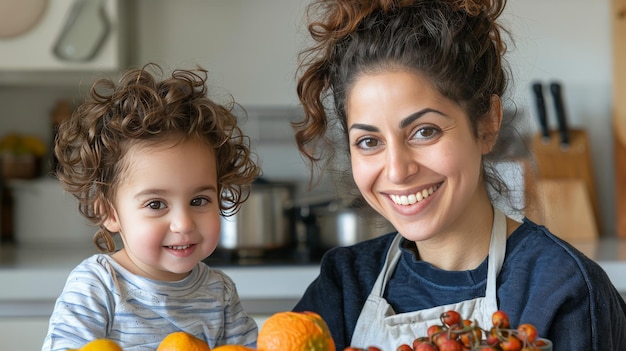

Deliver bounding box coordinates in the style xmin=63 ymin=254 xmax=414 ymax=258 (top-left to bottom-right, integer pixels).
xmin=97 ymin=199 xmax=120 ymax=233
xmin=480 ymin=95 xmax=503 ymax=154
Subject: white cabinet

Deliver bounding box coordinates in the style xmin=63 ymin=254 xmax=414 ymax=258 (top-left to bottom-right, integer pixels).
xmin=0 ymin=317 xmax=49 ymax=351
xmin=0 ymin=0 xmax=124 ymax=71
xmin=0 ymin=0 xmax=127 ymax=86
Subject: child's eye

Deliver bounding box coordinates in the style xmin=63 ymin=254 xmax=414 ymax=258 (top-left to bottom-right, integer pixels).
xmin=191 ymin=197 xmax=210 ymax=207
xmin=147 ymin=201 xmax=166 ymax=210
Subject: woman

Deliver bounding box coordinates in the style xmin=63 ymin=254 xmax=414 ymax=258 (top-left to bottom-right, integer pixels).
xmin=291 ymin=0 xmax=626 ymax=350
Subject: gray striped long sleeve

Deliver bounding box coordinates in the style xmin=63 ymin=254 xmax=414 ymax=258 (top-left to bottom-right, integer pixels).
xmin=42 ymin=254 xmax=258 ymax=351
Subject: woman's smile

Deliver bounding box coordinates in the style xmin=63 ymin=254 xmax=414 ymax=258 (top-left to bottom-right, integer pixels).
xmin=388 ymin=183 xmax=441 ymax=206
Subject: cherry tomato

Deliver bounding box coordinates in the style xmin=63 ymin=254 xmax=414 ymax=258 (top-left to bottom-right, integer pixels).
xmin=517 ymin=323 xmax=538 ymax=344
xmin=459 ymin=322 xmax=482 ymax=348
xmin=426 ymin=324 xmax=444 ymax=340
xmin=500 ymin=334 xmax=522 ymax=351
xmin=438 ymin=339 xmax=463 ymax=351
xmin=412 ymin=337 xmax=430 ymax=349
xmin=396 ymin=344 xmax=413 ymax=351
xmin=441 ymin=310 xmax=462 ymax=327
xmin=485 ymin=331 xmax=500 ymax=346
xmin=433 ymin=331 xmax=457 ymax=349
xmin=492 ymin=310 xmax=511 ymax=329
xmin=413 ymin=340 xmax=438 ymax=351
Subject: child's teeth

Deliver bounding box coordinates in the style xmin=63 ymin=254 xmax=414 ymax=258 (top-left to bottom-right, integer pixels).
xmin=169 ymin=245 xmax=190 ymax=250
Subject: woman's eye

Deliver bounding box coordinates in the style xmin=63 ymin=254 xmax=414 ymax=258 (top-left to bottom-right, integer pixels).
xmin=147 ymin=201 xmax=166 ymax=210
xmin=356 ymin=137 xmax=380 ymax=149
xmin=413 ymin=126 xmax=440 ymax=140
xmin=191 ymin=197 xmax=210 ymax=207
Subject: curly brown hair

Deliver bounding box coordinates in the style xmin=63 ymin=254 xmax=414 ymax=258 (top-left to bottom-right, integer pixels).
xmin=54 ymin=64 xmax=260 ymax=252
xmin=294 ymin=0 xmax=515 ymax=199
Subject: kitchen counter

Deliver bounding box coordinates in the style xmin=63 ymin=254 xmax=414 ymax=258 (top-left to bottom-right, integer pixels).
xmin=1 ymin=237 xmax=626 ymax=318
xmin=0 ymin=243 xmax=320 ymax=318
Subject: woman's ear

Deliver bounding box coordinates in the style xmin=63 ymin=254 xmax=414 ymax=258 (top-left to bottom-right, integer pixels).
xmin=480 ymin=95 xmax=503 ymax=154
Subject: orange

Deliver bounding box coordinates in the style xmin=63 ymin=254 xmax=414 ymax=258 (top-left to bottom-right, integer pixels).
xmin=257 ymin=311 xmax=335 ymax=351
xmin=212 ymin=345 xmax=256 ymax=351
xmin=69 ymin=339 xmax=123 ymax=351
xmin=157 ymin=331 xmax=211 ymax=351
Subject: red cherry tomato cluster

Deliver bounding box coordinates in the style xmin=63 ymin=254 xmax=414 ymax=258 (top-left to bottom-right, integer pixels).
xmin=343 ymin=310 xmax=548 ymax=351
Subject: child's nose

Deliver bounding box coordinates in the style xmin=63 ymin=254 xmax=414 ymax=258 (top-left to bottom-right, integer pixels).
xmin=170 ymin=209 xmax=195 ymax=233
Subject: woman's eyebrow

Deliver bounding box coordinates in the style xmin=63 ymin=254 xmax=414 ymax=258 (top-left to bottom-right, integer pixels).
xmin=348 ymin=108 xmax=448 ymax=132
xmin=399 ymin=108 xmax=447 ymax=129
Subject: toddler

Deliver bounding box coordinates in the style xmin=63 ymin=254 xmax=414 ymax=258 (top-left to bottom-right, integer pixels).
xmin=42 ymin=64 xmax=261 ymax=351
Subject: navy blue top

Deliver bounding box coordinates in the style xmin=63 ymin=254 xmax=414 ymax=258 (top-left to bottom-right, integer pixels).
xmin=293 ymin=218 xmax=626 ymax=350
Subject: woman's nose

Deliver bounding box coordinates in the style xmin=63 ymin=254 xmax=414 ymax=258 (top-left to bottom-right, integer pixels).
xmin=386 ymin=144 xmax=419 ymax=184
xmin=170 ymin=209 xmax=195 ymax=233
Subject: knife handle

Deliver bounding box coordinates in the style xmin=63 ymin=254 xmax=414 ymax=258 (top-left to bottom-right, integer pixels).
xmin=531 ymin=82 xmax=550 ymax=140
xmin=550 ymin=82 xmax=570 ymax=147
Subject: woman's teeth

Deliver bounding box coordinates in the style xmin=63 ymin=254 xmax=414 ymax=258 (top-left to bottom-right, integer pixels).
xmin=390 ymin=185 xmax=440 ymax=205
xmin=168 ymin=245 xmax=191 ymax=250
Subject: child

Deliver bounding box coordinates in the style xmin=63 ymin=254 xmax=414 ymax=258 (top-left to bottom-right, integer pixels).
xmin=42 ymin=64 xmax=261 ymax=351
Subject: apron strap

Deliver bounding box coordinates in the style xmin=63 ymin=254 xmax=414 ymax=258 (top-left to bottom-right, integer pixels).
xmin=484 ymin=207 xmax=507 ymax=310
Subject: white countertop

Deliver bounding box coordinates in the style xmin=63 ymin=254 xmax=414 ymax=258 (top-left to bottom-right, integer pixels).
xmin=1 ymin=237 xmax=625 ymax=317
xmin=0 ymin=243 xmax=320 ymax=317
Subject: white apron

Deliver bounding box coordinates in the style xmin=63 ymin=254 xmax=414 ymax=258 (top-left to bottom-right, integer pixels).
xmin=351 ymin=208 xmax=507 ymax=350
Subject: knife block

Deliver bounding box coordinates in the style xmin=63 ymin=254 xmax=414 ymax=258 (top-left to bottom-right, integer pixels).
xmin=525 ymin=178 xmax=599 ymax=241
xmin=525 ymin=128 xmax=600 ymax=239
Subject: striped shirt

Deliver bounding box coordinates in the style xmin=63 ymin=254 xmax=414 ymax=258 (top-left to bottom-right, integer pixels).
xmin=42 ymin=254 xmax=258 ymax=351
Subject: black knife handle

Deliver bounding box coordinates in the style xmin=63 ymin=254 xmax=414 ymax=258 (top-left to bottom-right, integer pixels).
xmin=550 ymin=82 xmax=570 ymax=147
xmin=531 ymin=82 xmax=550 ymax=140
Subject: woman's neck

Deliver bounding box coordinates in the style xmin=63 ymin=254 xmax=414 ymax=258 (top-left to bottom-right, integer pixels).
xmin=413 ymin=203 xmax=497 ymax=271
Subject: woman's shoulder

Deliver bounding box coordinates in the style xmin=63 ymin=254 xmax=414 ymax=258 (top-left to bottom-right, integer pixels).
xmin=507 ymin=218 xmax=611 ymax=283
xmin=509 ymin=219 xmax=585 ymax=261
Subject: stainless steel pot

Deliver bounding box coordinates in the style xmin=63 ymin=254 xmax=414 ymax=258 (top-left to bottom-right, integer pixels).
xmin=314 ymin=202 xmax=394 ymax=248
xmin=219 ymin=181 xmax=294 ymax=252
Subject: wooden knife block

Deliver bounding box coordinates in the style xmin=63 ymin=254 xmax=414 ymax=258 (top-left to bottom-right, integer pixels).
xmin=525 ymin=179 xmax=598 ymax=241
xmin=524 ymin=129 xmax=599 ymax=240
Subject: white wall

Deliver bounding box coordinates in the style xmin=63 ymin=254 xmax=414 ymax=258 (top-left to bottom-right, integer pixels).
xmin=132 ymin=0 xmax=309 ymax=107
